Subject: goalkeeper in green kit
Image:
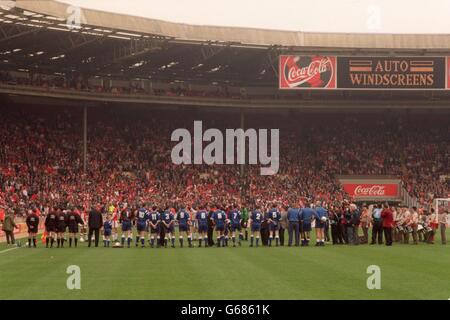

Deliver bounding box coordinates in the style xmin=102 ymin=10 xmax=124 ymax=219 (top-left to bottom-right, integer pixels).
xmin=241 ymin=206 xmax=249 ymax=241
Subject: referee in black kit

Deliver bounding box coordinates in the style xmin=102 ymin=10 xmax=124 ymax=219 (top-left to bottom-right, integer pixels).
xmin=88 ymin=204 xmax=103 ymax=247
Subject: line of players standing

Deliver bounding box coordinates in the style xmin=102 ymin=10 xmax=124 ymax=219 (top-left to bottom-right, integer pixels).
xmin=104 ymin=203 xmax=283 ymax=248
xmin=25 ymin=203 xmax=285 ymax=248
xmin=22 ymin=201 xmax=446 ymax=248
xmin=24 ymin=206 xmax=84 ymax=248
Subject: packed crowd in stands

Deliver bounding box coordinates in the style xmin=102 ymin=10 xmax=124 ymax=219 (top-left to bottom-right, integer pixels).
xmin=0 ymin=104 xmax=448 ymax=219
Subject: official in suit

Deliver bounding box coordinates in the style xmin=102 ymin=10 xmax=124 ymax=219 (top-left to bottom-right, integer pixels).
xmin=88 ymin=205 xmax=103 ymax=247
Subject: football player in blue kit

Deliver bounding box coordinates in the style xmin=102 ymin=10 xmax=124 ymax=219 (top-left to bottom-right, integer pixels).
xmin=223 ymin=210 xmax=231 ymax=247
xmin=135 ymin=204 xmax=149 ymax=247
xmin=195 ymin=206 xmax=209 ymax=247
xmin=147 ymin=206 xmax=161 ymax=248
xmin=229 ymin=204 xmax=243 ymax=247
xmin=212 ymin=206 xmax=227 ymax=247
xmin=249 ymin=206 xmax=263 ymax=247
xmin=314 ymin=201 xmax=328 ymax=246
xmin=299 ymin=203 xmax=315 ymax=246
xmin=103 ymin=214 xmax=113 ymax=247
xmin=119 ymin=203 xmax=134 ymax=248
xmin=161 ymin=207 xmax=175 ymax=248
xmin=176 ymin=205 xmax=192 ymax=248
xmin=266 ymin=203 xmax=281 ymax=247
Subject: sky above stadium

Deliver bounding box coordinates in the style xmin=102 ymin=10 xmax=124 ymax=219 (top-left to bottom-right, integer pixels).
xmin=57 ymin=0 xmax=450 ymax=34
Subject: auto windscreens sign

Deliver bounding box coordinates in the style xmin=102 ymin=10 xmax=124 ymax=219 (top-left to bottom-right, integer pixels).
xmin=337 ymin=56 xmax=446 ymax=89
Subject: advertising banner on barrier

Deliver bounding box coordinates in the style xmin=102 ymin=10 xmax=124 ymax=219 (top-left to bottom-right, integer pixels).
xmin=279 ymin=55 xmax=449 ymax=90
xmin=279 ymin=55 xmax=336 ymax=89
xmin=342 ymin=183 xmax=399 ymax=199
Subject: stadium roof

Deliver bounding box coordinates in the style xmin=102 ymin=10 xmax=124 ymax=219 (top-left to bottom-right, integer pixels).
xmin=13 ymin=0 xmax=450 ymax=49
xmin=0 ymin=0 xmax=449 ymax=86
xmin=1 ymin=0 xmax=450 ymax=108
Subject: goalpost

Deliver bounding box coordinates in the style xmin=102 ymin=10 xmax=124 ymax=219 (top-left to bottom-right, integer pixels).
xmin=434 ymin=198 xmax=450 ymax=226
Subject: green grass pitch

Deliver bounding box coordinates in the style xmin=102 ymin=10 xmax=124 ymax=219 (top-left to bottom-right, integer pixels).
xmin=1 ymin=231 xmax=449 ymax=300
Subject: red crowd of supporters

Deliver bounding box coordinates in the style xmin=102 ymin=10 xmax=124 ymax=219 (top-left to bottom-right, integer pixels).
xmin=0 ymin=105 xmax=448 ymax=216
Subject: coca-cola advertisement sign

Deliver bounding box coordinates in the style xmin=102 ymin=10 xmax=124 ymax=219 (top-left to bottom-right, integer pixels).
xmin=279 ymin=55 xmax=336 ymax=89
xmin=343 ymin=183 xmax=399 ymax=198
xmin=447 ymin=57 xmax=450 ymax=89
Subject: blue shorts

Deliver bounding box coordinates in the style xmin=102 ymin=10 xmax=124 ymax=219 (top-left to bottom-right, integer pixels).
xmin=122 ymin=221 xmax=132 ymax=232
xmin=179 ymin=224 xmax=189 ymax=232
xmin=215 ymin=225 xmax=225 ymax=232
xmin=302 ymin=223 xmax=312 ymax=232
xmin=198 ymin=223 xmax=208 ymax=233
xmin=137 ymin=222 xmax=147 ymax=232
xmin=164 ymin=224 xmax=174 ymax=233
xmin=269 ymin=223 xmax=280 ymax=232
xmin=231 ymin=223 xmax=241 ymax=232
xmin=149 ymin=224 xmax=160 ymax=234
xmin=251 ymin=224 xmax=261 ymax=232
xmin=104 ymin=230 xmax=111 ymax=237
xmin=315 ymin=221 xmax=325 ymax=229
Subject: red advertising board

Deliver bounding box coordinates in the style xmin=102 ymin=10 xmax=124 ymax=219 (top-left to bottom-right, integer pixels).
xmin=342 ymin=183 xmax=399 ymax=198
xmin=279 ymin=55 xmax=336 ymax=89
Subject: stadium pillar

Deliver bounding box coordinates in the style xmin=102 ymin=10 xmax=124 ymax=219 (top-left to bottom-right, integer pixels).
xmin=83 ymin=106 xmax=87 ymax=172
xmin=240 ymin=109 xmax=245 ymax=177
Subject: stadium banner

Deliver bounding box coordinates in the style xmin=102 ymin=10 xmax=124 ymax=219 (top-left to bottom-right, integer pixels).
xmin=279 ymin=55 xmax=337 ymax=89
xmin=337 ymin=56 xmax=446 ymax=89
xmin=342 ymin=183 xmax=400 ymax=199
xmin=280 ymin=55 xmax=448 ymax=90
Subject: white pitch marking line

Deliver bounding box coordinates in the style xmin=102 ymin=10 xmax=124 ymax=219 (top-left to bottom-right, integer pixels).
xmin=0 ymin=246 xmax=19 ymax=254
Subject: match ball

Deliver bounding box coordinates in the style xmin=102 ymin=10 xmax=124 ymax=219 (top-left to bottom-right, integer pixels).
xmin=113 ymin=242 xmax=123 ymax=248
